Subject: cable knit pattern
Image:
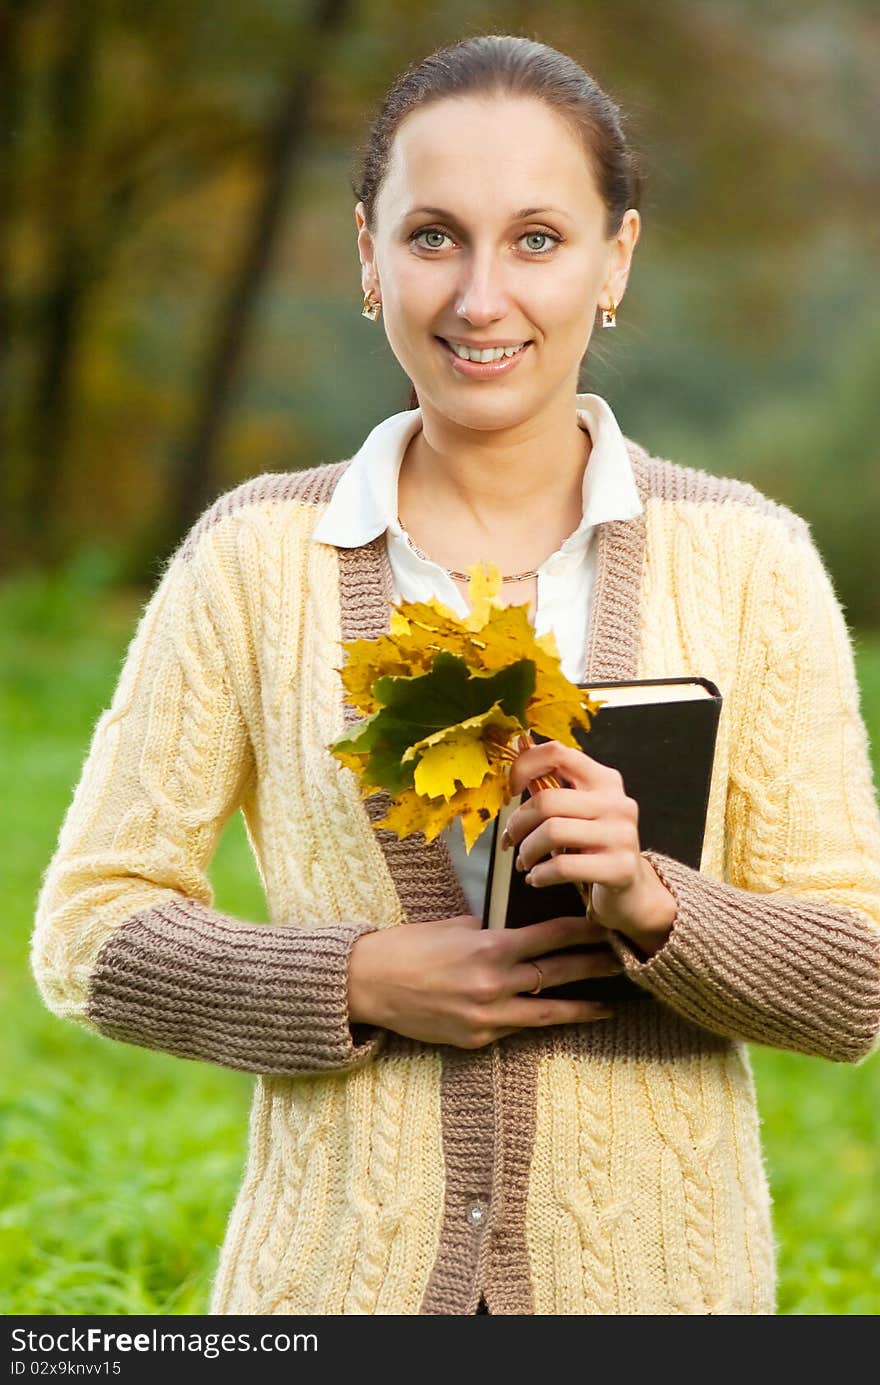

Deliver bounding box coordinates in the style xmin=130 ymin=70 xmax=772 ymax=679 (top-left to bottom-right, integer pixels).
xmin=30 ymin=434 xmax=880 ymax=1315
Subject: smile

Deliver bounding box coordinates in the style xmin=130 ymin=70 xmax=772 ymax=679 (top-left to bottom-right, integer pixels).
xmin=436 ymin=337 xmax=533 ymax=378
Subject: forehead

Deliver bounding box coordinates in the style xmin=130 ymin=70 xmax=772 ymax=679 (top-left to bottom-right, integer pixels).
xmin=381 ymin=94 xmax=600 ymax=219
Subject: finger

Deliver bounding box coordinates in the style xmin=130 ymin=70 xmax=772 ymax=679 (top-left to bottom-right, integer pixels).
xmin=498 ymin=998 xmax=615 ymax=1029
xmin=432 ymin=914 xmax=486 ymax=929
xmin=513 ymin=817 xmax=604 ymax=873
xmin=511 ymin=946 xmax=622 ymax=996
xmin=507 ymin=787 xmax=604 ymax=845
xmin=524 ymin=847 xmax=621 ymax=891
xmin=507 ymin=913 xmax=606 ymax=960
xmin=509 ymin=741 xmax=618 ymax=796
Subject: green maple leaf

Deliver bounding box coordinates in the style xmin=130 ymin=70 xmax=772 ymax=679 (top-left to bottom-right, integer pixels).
xmin=330 ymin=651 xmax=535 ymax=795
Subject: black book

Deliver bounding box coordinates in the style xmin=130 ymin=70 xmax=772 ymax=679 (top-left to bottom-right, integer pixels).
xmin=481 ymin=677 xmax=722 ymax=1003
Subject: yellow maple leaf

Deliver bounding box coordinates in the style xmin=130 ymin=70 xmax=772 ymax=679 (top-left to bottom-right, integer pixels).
xmin=462 ymin=561 xmax=505 ymax=629
xmin=388 ymin=600 xmax=489 ymax=668
xmin=337 ymin=632 xmax=434 ymax=713
xmin=331 ymin=746 xmax=387 ymax=799
xmin=339 ymin=594 xmax=485 ymax=713
xmin=401 ymin=702 xmax=523 ymax=801
xmin=373 ymin=785 xmax=452 ymax=844
xmin=445 ymin=588 xmax=600 ymax=743
xmin=450 ymin=769 xmax=514 ymax=851
xmin=373 ymin=766 xmax=513 ymax=853
xmin=389 ymin=596 xmax=461 ymax=636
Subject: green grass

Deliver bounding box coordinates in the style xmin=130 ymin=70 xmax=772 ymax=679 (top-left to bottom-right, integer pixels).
xmin=2 ymin=566 xmax=878 ymax=1315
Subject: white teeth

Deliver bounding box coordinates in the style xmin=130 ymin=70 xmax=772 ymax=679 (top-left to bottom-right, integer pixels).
xmin=446 ymin=341 xmax=527 ymax=362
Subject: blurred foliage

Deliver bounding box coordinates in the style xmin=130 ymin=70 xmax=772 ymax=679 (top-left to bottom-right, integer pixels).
xmin=3 ymin=1 xmax=878 ymax=617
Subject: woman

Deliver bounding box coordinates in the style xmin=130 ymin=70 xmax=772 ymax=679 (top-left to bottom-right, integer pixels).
xmin=31 ymin=35 xmax=880 ymax=1316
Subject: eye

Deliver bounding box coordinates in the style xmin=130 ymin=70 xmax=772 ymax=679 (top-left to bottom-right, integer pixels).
xmin=520 ymin=231 xmax=561 ymax=254
xmin=411 ymin=227 xmax=452 ymax=251
xmin=409 ymin=226 xmax=563 ymax=255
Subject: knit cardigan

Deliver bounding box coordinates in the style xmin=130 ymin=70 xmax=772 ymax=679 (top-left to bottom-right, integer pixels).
xmin=30 ymin=435 xmax=880 ymax=1316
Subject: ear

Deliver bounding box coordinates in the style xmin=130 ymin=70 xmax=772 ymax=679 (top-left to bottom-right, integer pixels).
xmin=602 ymin=208 xmax=641 ymax=307
xmin=355 ymin=202 xmax=378 ymax=294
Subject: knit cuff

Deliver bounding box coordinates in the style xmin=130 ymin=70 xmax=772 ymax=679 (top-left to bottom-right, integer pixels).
xmin=606 ymin=850 xmax=880 ymax=1063
xmin=87 ymin=899 xmax=387 ymax=1075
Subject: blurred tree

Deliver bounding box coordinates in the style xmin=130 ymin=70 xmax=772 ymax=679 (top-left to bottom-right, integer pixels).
xmin=1 ymin=0 xmax=877 ymax=624
xmin=0 ymin=0 xmax=27 ymax=540
xmin=160 ymin=0 xmax=355 ymax=565
xmin=23 ymin=2 xmax=97 ymax=554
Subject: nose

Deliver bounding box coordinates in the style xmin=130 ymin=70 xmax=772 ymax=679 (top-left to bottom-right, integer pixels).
xmin=454 ymin=248 xmax=512 ymax=326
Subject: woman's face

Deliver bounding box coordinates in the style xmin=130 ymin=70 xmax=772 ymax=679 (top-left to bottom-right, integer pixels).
xmin=356 ymin=94 xmax=639 ymax=427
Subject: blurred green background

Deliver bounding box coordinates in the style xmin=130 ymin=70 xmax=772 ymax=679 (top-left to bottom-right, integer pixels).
xmin=2 ymin=0 xmax=878 ymax=1314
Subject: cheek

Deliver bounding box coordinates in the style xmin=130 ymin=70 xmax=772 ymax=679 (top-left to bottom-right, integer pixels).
xmin=388 ymin=253 xmax=448 ymax=311
xmin=536 ymin=266 xmax=599 ymax=327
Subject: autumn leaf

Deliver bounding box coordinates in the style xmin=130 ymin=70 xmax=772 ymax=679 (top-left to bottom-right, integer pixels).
xmin=461 ymin=560 xmax=505 ymax=629
xmin=335 ymin=631 xmax=433 ymax=714
xmin=452 ymin=768 xmax=513 ymax=851
xmin=402 ymin=701 xmax=524 ymax=801
xmin=327 ymin=561 xmax=604 ymax=851
xmin=372 ymin=649 xmax=535 ymax=738
xmin=374 ymin=764 xmax=512 ymax=852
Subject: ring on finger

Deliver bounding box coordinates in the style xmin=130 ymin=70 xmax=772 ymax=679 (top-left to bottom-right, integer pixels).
xmin=526 ymin=961 xmax=544 ymax=996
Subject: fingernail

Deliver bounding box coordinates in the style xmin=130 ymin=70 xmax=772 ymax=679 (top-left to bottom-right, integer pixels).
xmin=501 ymin=827 xmax=512 ymax=851
xmin=594 ymin=1008 xmax=614 ymax=1020
xmin=515 ymin=854 xmax=526 ymax=872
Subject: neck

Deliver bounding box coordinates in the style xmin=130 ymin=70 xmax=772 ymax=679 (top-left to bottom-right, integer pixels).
xmin=398 ymin=395 xmax=592 ymax=542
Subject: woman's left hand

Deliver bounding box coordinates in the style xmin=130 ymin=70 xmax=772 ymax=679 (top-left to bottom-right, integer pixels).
xmin=504 ymin=739 xmax=677 ymax=960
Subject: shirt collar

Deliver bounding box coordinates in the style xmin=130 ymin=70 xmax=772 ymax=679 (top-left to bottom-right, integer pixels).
xmin=310 ymin=391 xmax=643 ymax=550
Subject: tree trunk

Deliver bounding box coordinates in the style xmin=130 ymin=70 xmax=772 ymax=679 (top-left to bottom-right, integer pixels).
xmin=162 ymin=0 xmax=354 ymax=560
xmin=0 ymin=1 xmax=27 ymax=569
xmin=23 ymin=0 xmax=96 ymax=564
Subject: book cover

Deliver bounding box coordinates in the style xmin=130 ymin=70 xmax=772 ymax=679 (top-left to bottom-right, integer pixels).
xmin=481 ymin=676 xmax=722 ymax=1002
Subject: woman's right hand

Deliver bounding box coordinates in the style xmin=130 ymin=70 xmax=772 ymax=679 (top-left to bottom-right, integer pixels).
xmin=347 ymin=912 xmax=622 ymax=1049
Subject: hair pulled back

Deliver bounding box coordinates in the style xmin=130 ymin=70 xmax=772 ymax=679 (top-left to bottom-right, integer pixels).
xmin=351 ymin=34 xmax=645 ymax=410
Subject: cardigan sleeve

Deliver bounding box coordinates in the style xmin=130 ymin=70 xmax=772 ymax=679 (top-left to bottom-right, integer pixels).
xmin=30 ymin=530 xmax=387 ymax=1077
xmin=608 ymin=518 xmax=880 ymax=1063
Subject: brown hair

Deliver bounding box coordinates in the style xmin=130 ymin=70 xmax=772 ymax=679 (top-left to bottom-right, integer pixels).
xmin=350 ymin=34 xmax=645 ymax=410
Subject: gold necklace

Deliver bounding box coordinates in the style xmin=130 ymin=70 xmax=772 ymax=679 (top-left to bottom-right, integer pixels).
xmin=396 ymin=515 xmax=539 ymax=583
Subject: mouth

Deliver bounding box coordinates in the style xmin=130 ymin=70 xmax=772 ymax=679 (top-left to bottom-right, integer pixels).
xmin=434 ymin=337 xmax=533 ymax=377
xmin=436 ymin=336 xmax=532 ymax=357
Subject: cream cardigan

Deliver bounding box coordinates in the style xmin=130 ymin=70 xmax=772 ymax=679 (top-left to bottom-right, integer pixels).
xmin=30 ymin=428 xmax=880 ymax=1315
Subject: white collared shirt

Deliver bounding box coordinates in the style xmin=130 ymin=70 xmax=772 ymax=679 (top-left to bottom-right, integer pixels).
xmin=312 ymin=392 xmax=644 ymax=915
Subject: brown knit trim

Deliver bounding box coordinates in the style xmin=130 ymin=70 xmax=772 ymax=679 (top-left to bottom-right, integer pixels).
xmin=625 ymin=437 xmax=810 ymax=540
xmin=483 ymin=445 xmax=653 ymax=1314
xmin=336 ymin=536 xmax=501 ymax=1315
xmin=179 ymin=460 xmax=349 ymax=561
xmin=337 ymin=534 xmax=472 ymax=924
xmin=611 ymin=850 xmax=880 ymax=1063
xmin=179 ymin=433 xmax=811 ymax=570
xmin=177 ymin=434 xmax=814 ymax=576
xmin=87 ymin=899 xmax=386 ymax=1075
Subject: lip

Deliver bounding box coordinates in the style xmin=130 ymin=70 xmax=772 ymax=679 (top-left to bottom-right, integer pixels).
xmin=443 ymin=336 xmax=531 ymax=348
xmin=436 ymin=337 xmax=533 ymax=379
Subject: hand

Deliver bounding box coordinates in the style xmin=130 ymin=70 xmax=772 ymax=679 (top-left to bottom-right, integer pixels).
xmin=505 ymin=739 xmax=677 ymax=959
xmin=348 ymin=911 xmax=623 ymax=1049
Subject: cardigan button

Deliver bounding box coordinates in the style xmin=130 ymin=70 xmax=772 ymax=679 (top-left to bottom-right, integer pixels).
xmin=466 ymin=1201 xmax=487 ymax=1228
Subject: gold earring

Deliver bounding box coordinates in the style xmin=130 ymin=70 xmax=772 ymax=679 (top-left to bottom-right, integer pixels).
xmin=601 ymin=296 xmax=617 ymax=329
xmin=362 ymin=290 xmax=381 ymax=322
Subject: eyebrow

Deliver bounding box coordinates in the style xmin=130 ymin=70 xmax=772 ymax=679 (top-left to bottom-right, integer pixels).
xmin=401 ymin=205 xmax=570 ymax=223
